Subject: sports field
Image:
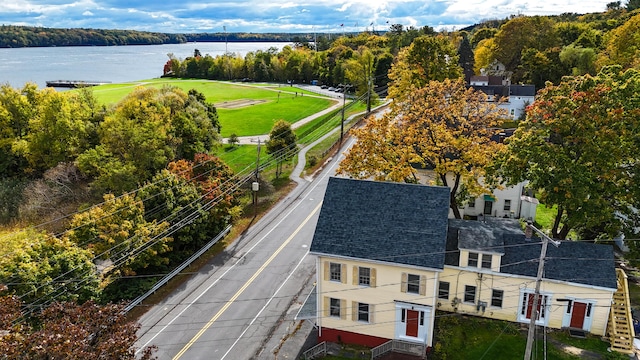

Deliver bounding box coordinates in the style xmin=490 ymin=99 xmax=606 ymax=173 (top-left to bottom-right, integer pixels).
xmin=90 ymin=79 xmax=336 ymax=137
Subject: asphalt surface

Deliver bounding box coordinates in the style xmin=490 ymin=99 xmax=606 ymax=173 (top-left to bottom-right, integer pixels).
xmin=135 ymin=113 xmax=361 ymax=359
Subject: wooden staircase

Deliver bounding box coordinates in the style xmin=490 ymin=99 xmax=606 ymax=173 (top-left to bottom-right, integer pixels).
xmin=607 ymin=268 xmax=635 ymax=354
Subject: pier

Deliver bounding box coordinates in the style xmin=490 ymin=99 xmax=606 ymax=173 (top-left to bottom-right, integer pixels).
xmin=46 ymin=80 xmax=111 ymax=88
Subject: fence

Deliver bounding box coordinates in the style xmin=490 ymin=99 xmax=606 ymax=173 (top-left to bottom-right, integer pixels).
xmin=371 ymin=339 xmax=426 ymax=359
xmin=123 ymin=225 xmax=232 ymax=313
xmin=303 ymin=341 xmax=327 ymax=360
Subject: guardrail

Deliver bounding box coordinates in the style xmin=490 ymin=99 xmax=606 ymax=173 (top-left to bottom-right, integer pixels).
xmin=124 ymin=225 xmax=232 ymax=313
xmin=303 ymin=341 xmax=327 ymax=360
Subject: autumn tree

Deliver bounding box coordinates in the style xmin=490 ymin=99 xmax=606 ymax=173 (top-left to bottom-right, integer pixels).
xmin=338 ymin=78 xmax=506 ymax=218
xmin=388 ymin=35 xmax=462 ymax=99
xmin=11 ymin=88 xmax=97 ymax=174
xmin=0 ymin=297 xmax=156 ymax=359
xmin=0 ymin=228 xmax=99 ymax=307
xmin=488 ymin=66 xmax=640 ymax=240
xmin=266 ymin=121 xmax=297 ymax=178
xmin=344 ymin=46 xmax=377 ymax=112
xmin=77 ymin=86 xmax=219 ymax=194
xmin=66 ymin=193 xmax=171 ymax=278
xmin=597 ymin=13 xmax=640 ymax=70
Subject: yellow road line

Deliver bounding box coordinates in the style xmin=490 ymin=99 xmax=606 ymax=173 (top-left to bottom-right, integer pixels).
xmin=172 ymin=202 xmax=322 ymax=359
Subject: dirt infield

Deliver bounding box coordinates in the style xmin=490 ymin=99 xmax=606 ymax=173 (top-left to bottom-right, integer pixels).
xmin=215 ymin=99 xmax=267 ymax=109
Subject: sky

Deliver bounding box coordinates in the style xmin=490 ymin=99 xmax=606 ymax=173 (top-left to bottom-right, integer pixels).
xmin=0 ymin=0 xmax=615 ymax=34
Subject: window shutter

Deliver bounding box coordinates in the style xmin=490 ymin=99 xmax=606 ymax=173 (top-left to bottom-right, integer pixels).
xmin=370 ymin=268 xmax=377 ymax=288
xmin=341 ymin=264 xmax=347 ymax=284
xmin=340 ymin=299 xmax=347 ymax=320
xmin=370 ymin=304 xmax=375 ymax=324
xmin=323 ymin=296 xmax=329 ymax=317
xmin=323 ymin=261 xmax=329 ymax=281
xmin=353 ymin=266 xmax=358 ymax=285
xmin=352 ymin=301 xmax=357 ymax=321
xmin=419 ymin=275 xmax=427 ymax=296
xmin=401 ymin=272 xmax=408 ymax=293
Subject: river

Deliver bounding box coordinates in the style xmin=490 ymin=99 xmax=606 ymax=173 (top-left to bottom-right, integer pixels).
xmin=0 ymin=42 xmax=290 ymax=89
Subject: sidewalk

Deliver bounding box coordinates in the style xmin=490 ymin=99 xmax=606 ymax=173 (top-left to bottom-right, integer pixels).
xmin=225 ymin=99 xmax=344 ymax=145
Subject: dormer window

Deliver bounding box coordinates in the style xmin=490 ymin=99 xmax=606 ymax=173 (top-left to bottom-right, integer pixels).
xmin=468 ymin=252 xmax=479 ymax=267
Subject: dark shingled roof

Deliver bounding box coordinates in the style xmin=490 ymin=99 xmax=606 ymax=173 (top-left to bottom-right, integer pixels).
xmin=310 ymin=177 xmax=450 ymax=270
xmin=446 ymin=219 xmax=617 ymax=290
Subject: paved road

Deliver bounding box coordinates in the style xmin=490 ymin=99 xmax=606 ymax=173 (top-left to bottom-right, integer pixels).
xmin=135 ymin=131 xmax=358 ymax=359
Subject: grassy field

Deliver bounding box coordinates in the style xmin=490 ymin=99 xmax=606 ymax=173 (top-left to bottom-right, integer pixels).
xmin=89 ymin=79 xmax=336 ymax=137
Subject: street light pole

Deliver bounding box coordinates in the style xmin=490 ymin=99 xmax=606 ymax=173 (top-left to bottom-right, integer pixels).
xmin=523 ymin=223 xmax=560 ymax=360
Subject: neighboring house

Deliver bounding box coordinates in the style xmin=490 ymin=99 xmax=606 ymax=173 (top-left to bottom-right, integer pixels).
xmin=461 ymin=181 xmax=539 ymax=221
xmin=468 ymin=82 xmax=535 ymax=120
xmin=415 ymin=170 xmax=538 ymax=222
xmin=308 ymin=177 xmax=620 ymax=351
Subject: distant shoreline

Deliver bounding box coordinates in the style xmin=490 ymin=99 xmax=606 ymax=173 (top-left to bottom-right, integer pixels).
xmin=0 ymin=25 xmax=324 ymax=49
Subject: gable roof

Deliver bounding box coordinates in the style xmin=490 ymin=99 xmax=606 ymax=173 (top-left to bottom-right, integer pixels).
xmin=310 ymin=177 xmax=450 ymax=270
xmin=446 ymin=218 xmax=617 ymax=290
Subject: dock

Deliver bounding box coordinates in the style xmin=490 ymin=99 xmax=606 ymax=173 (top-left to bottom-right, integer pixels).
xmin=46 ymin=80 xmax=111 ymax=88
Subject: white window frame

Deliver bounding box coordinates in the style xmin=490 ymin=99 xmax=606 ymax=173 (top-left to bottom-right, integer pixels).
xmin=464 ymin=285 xmax=476 ymax=303
xmin=468 ymin=252 xmax=479 ymax=267
xmin=359 ymin=267 xmax=371 ymax=286
xmin=491 ymin=289 xmax=504 ymax=308
xmin=438 ymin=281 xmax=450 ymax=300
xmin=330 ymin=297 xmax=341 ymax=318
xmin=504 ymin=199 xmax=511 ymax=211
xmin=518 ymin=290 xmax=552 ymax=326
xmin=329 ymin=262 xmax=342 ymax=282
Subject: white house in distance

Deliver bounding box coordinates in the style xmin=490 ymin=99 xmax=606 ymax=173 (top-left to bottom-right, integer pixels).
xmin=469 ymin=75 xmax=536 ymax=120
xmin=416 ymin=170 xmax=539 ymax=222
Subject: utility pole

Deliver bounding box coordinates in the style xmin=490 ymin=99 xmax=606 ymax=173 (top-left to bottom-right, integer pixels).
xmin=252 ymin=139 xmax=261 ymax=218
xmin=524 ymin=223 xmax=560 ymax=360
xmin=340 ymin=92 xmax=346 ymax=144
xmin=366 ymin=77 xmax=372 ymax=113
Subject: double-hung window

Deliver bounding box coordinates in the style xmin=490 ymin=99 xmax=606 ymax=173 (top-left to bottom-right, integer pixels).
xmin=329 ymin=262 xmax=342 ymax=282
xmin=438 ymin=281 xmax=450 ymax=300
xmin=491 ymin=289 xmax=504 ymax=308
xmin=358 ymin=267 xmax=371 ymax=286
xmin=464 ymin=285 xmax=476 ymax=303
xmin=468 ymin=252 xmax=479 ymax=267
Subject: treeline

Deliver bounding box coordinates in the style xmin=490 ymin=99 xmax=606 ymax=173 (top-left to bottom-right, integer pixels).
xmin=164 ymin=26 xmax=435 ymax=94
xmin=0 ymin=25 xmax=188 ymax=47
xmin=0 ymin=25 xmax=330 ymax=48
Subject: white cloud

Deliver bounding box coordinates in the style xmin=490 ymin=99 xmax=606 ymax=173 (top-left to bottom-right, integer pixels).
xmin=0 ymin=0 xmax=614 ymax=33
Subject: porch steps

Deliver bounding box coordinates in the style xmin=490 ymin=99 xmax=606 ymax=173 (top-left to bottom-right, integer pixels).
xmin=607 ymin=268 xmax=635 ymax=354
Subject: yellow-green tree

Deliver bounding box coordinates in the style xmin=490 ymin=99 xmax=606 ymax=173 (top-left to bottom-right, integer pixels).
xmin=344 ymin=46 xmax=377 ymax=111
xmin=387 ymin=35 xmax=462 ymax=99
xmin=597 ymin=13 xmax=640 ymax=70
xmin=0 ymin=228 xmax=98 ymax=306
xmin=67 ymin=193 xmax=171 ymax=277
xmin=338 ymin=78 xmax=506 ymax=218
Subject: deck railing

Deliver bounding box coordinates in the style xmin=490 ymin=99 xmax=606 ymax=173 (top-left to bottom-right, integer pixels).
xmin=303 ymin=341 xmax=327 ymax=360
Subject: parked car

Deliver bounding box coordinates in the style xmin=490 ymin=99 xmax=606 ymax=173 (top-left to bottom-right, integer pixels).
xmin=320 ymin=85 xmax=328 ymax=89
xmin=327 ymin=87 xmax=336 ymax=92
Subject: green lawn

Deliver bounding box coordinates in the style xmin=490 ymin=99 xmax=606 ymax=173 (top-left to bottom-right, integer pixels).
xmin=213 ymin=144 xmax=259 ymax=174
xmin=88 ymin=79 xmax=336 ymax=137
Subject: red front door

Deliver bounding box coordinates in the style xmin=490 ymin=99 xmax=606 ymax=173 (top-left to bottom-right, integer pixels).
xmin=570 ymin=302 xmax=587 ymax=329
xmin=406 ymin=310 xmax=419 ymax=337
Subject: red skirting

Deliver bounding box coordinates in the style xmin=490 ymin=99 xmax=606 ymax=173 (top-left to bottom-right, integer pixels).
xmin=318 ymin=327 xmax=389 ymax=347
